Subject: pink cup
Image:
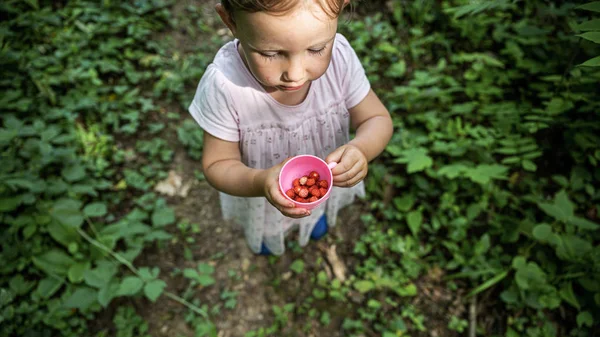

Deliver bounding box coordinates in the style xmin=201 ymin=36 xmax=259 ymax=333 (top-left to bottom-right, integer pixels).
xmin=279 ymin=155 xmax=337 ymax=210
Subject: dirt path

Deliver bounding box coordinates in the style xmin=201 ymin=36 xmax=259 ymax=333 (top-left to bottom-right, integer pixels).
xmin=128 ymin=1 xmax=370 ymax=336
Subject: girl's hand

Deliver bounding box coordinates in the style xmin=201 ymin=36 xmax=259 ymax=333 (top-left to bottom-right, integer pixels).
xmin=325 ymin=144 xmax=368 ymax=187
xmin=263 ymin=158 xmax=312 ymax=218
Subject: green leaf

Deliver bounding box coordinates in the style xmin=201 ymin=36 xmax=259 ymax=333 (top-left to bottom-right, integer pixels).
xmin=97 ymin=281 xmax=120 ymax=308
xmin=32 ymin=249 xmax=76 ymax=276
xmin=438 ymin=164 xmax=468 ymax=179
xmin=579 ymin=55 xmax=600 ymax=67
xmin=393 ymin=195 xmax=415 ymax=212
xmin=9 ymin=275 xmax=35 ymax=295
xmin=68 ymin=261 xmax=91 ymax=283
xmin=577 ymin=19 xmax=600 ymax=31
xmin=559 ymin=282 xmax=580 ymax=310
xmin=83 ymin=202 xmax=108 ymax=217
xmin=577 ymin=31 xmax=600 ymax=43
xmin=47 ymin=221 xmax=79 ymax=247
xmin=538 ymin=191 xmax=599 ymax=230
xmin=84 ymin=262 xmax=118 ymax=288
xmin=117 ymin=276 xmax=144 ymax=296
xmin=570 ymin=216 xmax=599 ymax=230
xmin=50 ymin=199 xmax=84 ymax=228
xmin=197 ymin=274 xmax=216 ymax=286
xmin=577 ymin=2 xmax=600 ymax=13
xmin=63 ymin=287 xmax=98 ymax=311
xmin=151 ymin=206 xmax=175 ymax=227
xmin=0 ymin=197 xmax=22 ymax=212
xmin=532 ymin=224 xmax=553 ymax=243
xmin=290 ymin=260 xmax=305 ymax=274
xmin=61 ymin=164 xmax=86 ymax=182
xmin=554 ymin=235 xmax=593 ymax=260
xmin=354 ymin=280 xmax=375 ymax=293
xmin=467 ymin=164 xmax=508 ymax=184
xmin=514 ymin=261 xmax=546 ymax=291
xmin=395 ymin=283 xmax=417 ymax=297
xmin=406 ymin=210 xmax=422 ymax=236
xmin=144 ymin=279 xmax=166 ymax=302
xmin=522 ymin=159 xmax=537 ymax=172
xmin=36 ymin=276 xmax=64 ymax=299
xmin=393 ymin=148 xmax=433 ymax=173
xmin=576 ymin=311 xmax=593 ymax=328
xmin=183 ymin=268 xmax=200 ymax=280
xmin=197 ymin=263 xmax=215 ymax=275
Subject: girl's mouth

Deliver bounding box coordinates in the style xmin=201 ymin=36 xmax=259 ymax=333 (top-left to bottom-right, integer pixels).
xmin=278 ymin=84 xmax=304 ymax=92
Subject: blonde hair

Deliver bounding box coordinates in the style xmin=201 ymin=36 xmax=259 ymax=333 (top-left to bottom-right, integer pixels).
xmin=221 ymin=0 xmax=347 ymax=19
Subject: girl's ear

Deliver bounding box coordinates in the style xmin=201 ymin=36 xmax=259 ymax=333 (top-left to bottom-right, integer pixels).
xmin=215 ymin=3 xmax=237 ymax=36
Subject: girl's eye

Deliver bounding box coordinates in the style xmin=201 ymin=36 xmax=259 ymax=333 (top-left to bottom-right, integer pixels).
xmin=309 ymin=46 xmax=326 ymax=56
xmin=259 ymin=52 xmax=278 ymax=59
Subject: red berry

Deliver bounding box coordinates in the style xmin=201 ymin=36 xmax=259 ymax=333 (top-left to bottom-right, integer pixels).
xmin=298 ymin=187 xmax=309 ymax=198
xmin=318 ymin=180 xmax=328 ymax=188
xmin=309 ymin=171 xmax=320 ymax=181
xmin=319 ymin=187 xmax=328 ymax=196
xmin=285 ymin=189 xmax=296 ymax=199
xmin=296 ymin=197 xmax=308 ymax=203
xmin=306 ymin=178 xmax=316 ymax=187
xmin=310 ymin=188 xmax=321 ymax=198
xmin=299 ymin=176 xmax=308 ymax=185
xmin=294 ymin=186 xmax=302 ymax=195
xmin=292 ymin=178 xmax=300 ymax=187
xmin=308 ymin=196 xmax=319 ymax=202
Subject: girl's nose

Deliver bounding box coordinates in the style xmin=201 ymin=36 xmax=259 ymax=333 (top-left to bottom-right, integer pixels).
xmin=283 ymin=56 xmax=304 ymax=83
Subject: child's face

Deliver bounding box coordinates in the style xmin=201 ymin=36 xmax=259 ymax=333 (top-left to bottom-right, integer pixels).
xmin=229 ymin=2 xmax=338 ymax=93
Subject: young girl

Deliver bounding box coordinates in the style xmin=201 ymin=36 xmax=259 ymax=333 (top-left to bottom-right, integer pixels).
xmin=189 ymin=0 xmax=393 ymax=255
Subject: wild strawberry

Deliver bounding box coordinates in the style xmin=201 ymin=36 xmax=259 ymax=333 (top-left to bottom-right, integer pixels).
xmin=299 ymin=176 xmax=308 ymax=185
xmin=292 ymin=178 xmax=300 ymax=187
xmin=310 ymin=188 xmax=321 ymax=198
xmin=319 ymin=187 xmax=328 ymax=196
xmin=285 ymin=189 xmax=296 ymax=199
xmin=306 ymin=178 xmax=316 ymax=187
xmin=298 ymin=187 xmax=309 ymax=198
xmin=318 ymin=180 xmax=328 ymax=188
xmin=294 ymin=186 xmax=302 ymax=195
xmin=308 ymin=196 xmax=319 ymax=203
xmin=309 ymin=171 xmax=320 ymax=181
xmin=296 ymin=197 xmax=308 ymax=203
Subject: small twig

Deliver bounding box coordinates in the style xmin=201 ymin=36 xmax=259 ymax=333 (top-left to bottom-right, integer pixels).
xmin=469 ymin=295 xmax=477 ymax=337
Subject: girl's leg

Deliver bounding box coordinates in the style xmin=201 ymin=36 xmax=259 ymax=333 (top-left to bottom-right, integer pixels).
xmin=259 ymin=242 xmax=272 ymax=255
xmin=310 ymin=213 xmax=328 ymax=240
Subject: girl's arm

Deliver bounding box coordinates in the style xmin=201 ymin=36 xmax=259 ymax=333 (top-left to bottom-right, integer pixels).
xmin=201 ymin=132 xmax=264 ymax=197
xmin=347 ymin=89 xmax=393 ymax=161
xmin=202 ymin=132 xmax=311 ymax=217
xmin=326 ymin=89 xmax=393 ymax=187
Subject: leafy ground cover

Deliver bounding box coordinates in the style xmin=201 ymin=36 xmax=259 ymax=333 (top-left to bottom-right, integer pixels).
xmin=1 ymin=0 xmax=599 ymax=336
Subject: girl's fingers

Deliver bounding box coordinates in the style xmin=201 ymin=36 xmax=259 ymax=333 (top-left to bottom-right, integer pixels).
xmin=281 ymin=206 xmax=311 ymax=218
xmin=269 ymin=187 xmax=311 ymax=217
xmin=333 ymin=160 xmax=365 ymax=186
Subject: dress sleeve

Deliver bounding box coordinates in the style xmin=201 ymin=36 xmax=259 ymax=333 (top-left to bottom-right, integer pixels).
xmin=335 ymin=34 xmax=371 ymax=109
xmin=188 ymin=65 xmax=240 ymax=142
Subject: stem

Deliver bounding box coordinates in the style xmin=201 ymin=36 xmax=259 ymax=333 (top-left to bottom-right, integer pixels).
xmin=165 ymin=292 xmax=209 ymax=319
xmin=77 ymin=221 xmax=209 ymax=321
xmin=85 ymin=217 xmax=100 ymax=238
xmin=77 ymin=227 xmax=140 ymax=277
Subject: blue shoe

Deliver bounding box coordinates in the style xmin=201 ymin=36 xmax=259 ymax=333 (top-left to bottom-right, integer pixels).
xmin=310 ymin=214 xmax=328 ymax=241
xmin=259 ymin=242 xmax=272 ymax=255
